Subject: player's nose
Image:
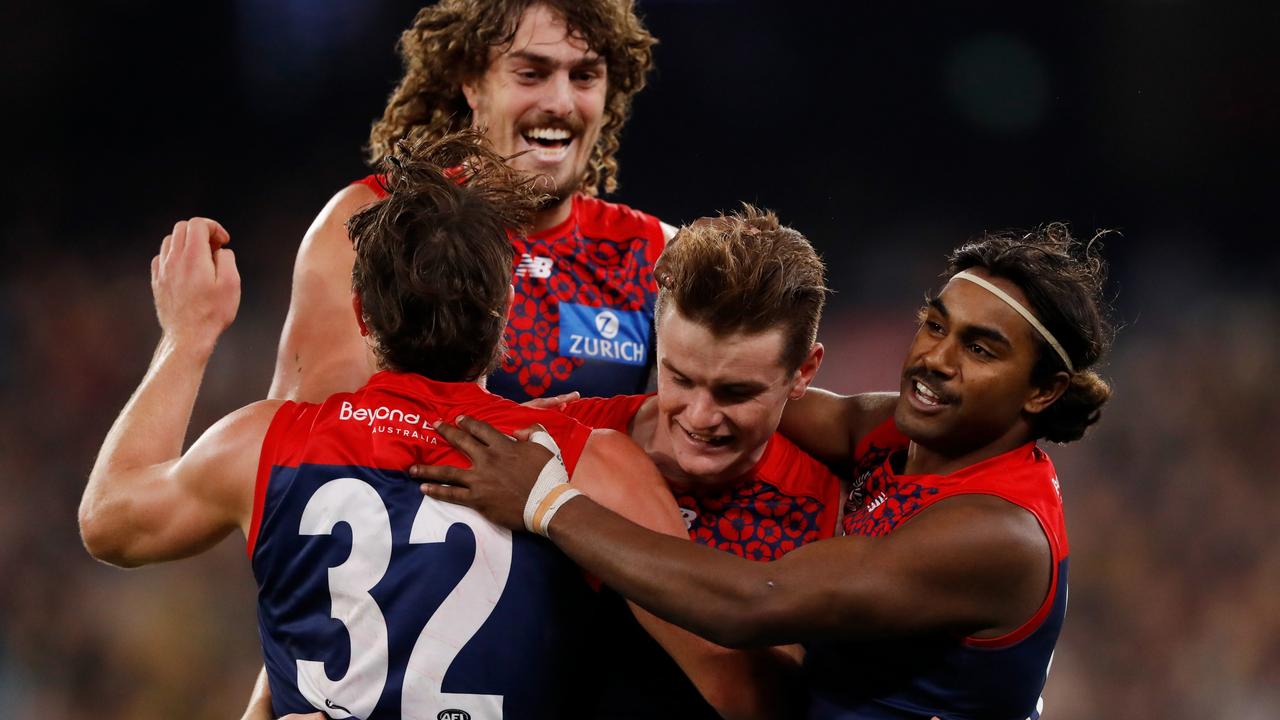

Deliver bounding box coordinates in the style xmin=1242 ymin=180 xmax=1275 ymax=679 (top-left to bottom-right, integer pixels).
xmin=683 ymin=391 xmax=724 ymax=430
xmin=538 ymin=72 xmax=575 ymax=117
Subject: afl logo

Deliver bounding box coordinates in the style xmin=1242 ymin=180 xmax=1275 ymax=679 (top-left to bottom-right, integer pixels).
xmin=438 ymin=711 xmax=470 ymax=720
xmin=679 ymin=507 xmax=698 ymax=529
xmin=595 ymin=310 xmax=620 ymax=339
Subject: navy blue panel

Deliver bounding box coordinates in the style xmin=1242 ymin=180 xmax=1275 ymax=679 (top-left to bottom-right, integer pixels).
xmin=254 ymin=463 xmax=595 ymax=719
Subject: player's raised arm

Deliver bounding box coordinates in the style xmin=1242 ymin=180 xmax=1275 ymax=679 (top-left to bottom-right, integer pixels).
xmin=78 ymin=218 xmax=276 ymax=567
xmin=268 ymin=183 xmax=381 ymax=403
xmin=415 ymin=416 xmax=1049 ymax=649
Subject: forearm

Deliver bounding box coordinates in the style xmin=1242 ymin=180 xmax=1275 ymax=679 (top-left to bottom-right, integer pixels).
xmin=628 ymin=603 xmax=802 ymax=720
xmin=93 ymin=336 xmax=211 ymax=474
xmin=80 ymin=336 xmax=212 ymax=547
xmin=548 ymin=496 xmax=782 ymax=648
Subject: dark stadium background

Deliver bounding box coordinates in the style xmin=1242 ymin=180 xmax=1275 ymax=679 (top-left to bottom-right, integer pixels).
xmin=2 ymin=1 xmax=1276 ymax=717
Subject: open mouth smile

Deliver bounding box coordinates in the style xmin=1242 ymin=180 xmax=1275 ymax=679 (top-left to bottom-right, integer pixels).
xmin=907 ymin=376 xmax=955 ymax=412
xmin=678 ymin=422 xmax=733 ymax=448
xmin=521 ymin=127 xmax=573 ymax=162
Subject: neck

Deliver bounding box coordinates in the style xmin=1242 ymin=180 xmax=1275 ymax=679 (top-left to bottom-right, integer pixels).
xmin=902 ymin=426 xmax=1035 ymax=476
xmin=530 ymin=195 xmax=575 ymax=232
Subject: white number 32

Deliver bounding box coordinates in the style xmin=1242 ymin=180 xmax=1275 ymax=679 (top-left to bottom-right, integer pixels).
xmin=295 ymin=477 xmax=511 ymax=719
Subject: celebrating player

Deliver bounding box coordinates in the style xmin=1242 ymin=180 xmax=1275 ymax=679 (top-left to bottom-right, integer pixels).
xmin=272 ymin=0 xmax=674 ymax=405
xmin=415 ymin=224 xmax=1115 ymax=719
xmin=79 ymin=134 xmax=780 ymax=719
xmin=557 ymin=206 xmax=896 ymax=718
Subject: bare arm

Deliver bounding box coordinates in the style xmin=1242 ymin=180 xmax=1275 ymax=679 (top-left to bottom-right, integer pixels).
xmin=569 ymin=429 xmax=801 ymax=720
xmin=417 ymin=418 xmax=1050 ymax=650
xmin=777 ymin=389 xmax=898 ymax=470
xmin=269 ymin=184 xmax=380 ymax=403
xmin=78 ymin=218 xmax=278 ymax=567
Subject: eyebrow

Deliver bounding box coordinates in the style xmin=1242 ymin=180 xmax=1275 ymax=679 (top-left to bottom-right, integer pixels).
xmin=661 ymin=358 xmax=770 ymax=393
xmin=927 ymin=296 xmax=1013 ymax=349
xmin=506 ymin=49 xmax=605 ymax=70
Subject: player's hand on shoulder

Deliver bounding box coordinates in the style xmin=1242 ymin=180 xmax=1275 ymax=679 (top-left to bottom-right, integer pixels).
xmin=151 ymin=217 xmax=240 ymax=352
xmin=521 ymin=390 xmax=579 ymax=410
xmin=411 ymin=417 xmax=557 ymax=531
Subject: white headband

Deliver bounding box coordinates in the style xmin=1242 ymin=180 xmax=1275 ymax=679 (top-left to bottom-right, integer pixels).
xmin=950 ymin=271 xmax=1075 ymax=373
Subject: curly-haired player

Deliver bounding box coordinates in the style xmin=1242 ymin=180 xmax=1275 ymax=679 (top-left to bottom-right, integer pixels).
xmin=415 ymin=223 xmax=1116 ymax=720
xmin=271 ymin=0 xmax=675 ymax=407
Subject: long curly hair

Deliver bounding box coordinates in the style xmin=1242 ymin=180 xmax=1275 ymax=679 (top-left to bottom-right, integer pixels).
xmin=368 ymin=0 xmax=657 ymax=196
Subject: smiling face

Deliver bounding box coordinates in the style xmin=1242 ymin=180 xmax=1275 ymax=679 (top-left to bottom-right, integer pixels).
xmin=462 ymin=3 xmax=607 ymax=213
xmin=896 ymin=267 xmax=1067 ymax=466
xmin=653 ymin=304 xmax=822 ymax=490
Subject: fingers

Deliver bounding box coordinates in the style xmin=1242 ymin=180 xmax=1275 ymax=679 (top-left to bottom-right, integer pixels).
xmin=171 ymin=219 xmax=188 ymax=259
xmin=432 ymin=419 xmax=489 ymax=458
xmin=216 ymin=247 xmax=240 ymax=288
xmin=160 ymin=231 xmax=173 ymax=266
xmin=550 ymin=390 xmax=580 ymax=405
xmin=150 ymin=254 xmax=159 ymax=282
xmin=456 ymin=415 xmax=516 ymax=446
xmin=512 ymin=423 xmax=547 ymax=442
xmin=408 ymin=463 xmax=469 ymax=486
xmin=160 ymin=218 xmax=228 ymax=268
xmin=190 ymin=217 xmax=231 ymax=248
xmin=523 ymin=391 xmax=579 ymax=409
xmin=420 ymin=480 xmax=473 ymax=507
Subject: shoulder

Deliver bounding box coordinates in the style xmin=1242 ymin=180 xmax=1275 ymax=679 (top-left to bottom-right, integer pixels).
xmin=195 ymin=400 xmax=288 ymax=457
xmin=848 ymin=393 xmax=899 ymax=443
xmin=350 ymin=173 xmax=388 ymax=199
xmin=561 ymin=393 xmax=650 ymax=432
xmin=574 ymin=194 xmax=665 ymax=242
xmin=305 ymin=179 xmax=383 ymax=240
xmin=759 ymin=432 xmax=840 ymax=492
xmin=179 ymin=400 xmax=289 ymax=509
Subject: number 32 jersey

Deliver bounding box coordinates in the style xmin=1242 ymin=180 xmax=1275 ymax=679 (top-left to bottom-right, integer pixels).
xmin=247 ymin=371 xmax=594 ymax=720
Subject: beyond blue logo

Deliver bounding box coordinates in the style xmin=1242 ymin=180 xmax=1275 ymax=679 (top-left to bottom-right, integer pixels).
xmin=559 ymin=302 xmax=648 ymax=366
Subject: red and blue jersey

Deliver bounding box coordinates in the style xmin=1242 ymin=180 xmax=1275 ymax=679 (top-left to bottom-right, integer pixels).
xmin=805 ymin=419 xmax=1070 ymax=720
xmin=249 ymin=371 xmax=594 ymax=720
xmin=356 ymin=177 xmax=666 ymax=402
xmin=562 ymin=394 xmax=842 ymax=719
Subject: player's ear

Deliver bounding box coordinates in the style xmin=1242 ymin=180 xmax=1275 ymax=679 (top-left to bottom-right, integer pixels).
xmin=1024 ymin=369 xmax=1069 ymax=415
xmin=789 ymin=342 xmax=824 ymax=399
xmin=461 ymin=76 xmax=484 ymax=115
xmin=503 ymin=285 xmax=515 ymax=324
xmin=352 ymin=292 xmax=369 ymax=337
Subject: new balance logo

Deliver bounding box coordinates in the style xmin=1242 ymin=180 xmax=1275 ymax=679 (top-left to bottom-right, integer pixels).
xmin=515 ymin=253 xmax=554 ymax=278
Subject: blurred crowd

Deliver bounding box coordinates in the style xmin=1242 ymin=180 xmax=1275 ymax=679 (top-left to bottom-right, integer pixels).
xmin=0 ymin=216 xmax=1276 ymax=718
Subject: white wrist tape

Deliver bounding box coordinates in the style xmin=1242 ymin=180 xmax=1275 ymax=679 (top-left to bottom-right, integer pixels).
xmin=523 ymin=430 xmax=580 ymax=536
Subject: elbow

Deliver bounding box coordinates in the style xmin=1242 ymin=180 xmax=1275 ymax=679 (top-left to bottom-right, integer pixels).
xmin=707 ymin=579 xmax=803 ymax=649
xmin=78 ymin=498 xmax=139 ymax=568
xmin=698 ymin=588 xmax=780 ymax=650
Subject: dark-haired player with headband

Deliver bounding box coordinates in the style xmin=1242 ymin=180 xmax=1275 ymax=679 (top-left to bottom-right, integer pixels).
xmin=78 ymin=134 xmax=780 ymax=720
xmin=272 ymin=0 xmax=676 ymax=407
xmin=414 ymin=223 xmax=1116 ymax=719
